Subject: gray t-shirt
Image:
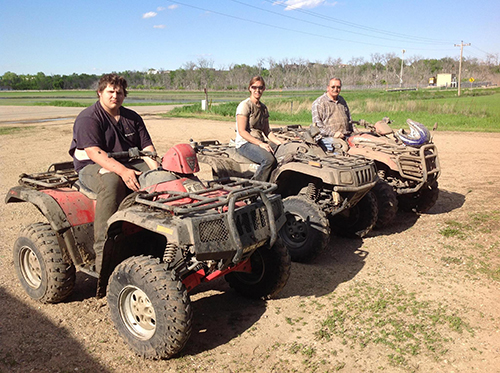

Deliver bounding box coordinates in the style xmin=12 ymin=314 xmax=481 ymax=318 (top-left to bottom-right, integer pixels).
xmin=234 ymin=98 xmax=270 ymax=148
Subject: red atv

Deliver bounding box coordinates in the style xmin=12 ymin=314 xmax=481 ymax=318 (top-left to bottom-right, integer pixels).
xmin=6 ymin=144 xmax=291 ymax=359
xmin=347 ymin=118 xmax=441 ymax=225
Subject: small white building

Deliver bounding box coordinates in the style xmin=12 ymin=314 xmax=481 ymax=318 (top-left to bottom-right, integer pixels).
xmin=437 ymin=73 xmax=457 ymax=88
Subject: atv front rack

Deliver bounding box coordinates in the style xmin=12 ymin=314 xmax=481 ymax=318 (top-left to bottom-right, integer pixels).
xmin=135 ymin=177 xmax=276 ymax=215
xmin=133 ymin=177 xmax=280 ymax=264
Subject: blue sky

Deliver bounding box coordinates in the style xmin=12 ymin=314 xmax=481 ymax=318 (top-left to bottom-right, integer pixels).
xmin=1 ymin=0 xmax=498 ymax=75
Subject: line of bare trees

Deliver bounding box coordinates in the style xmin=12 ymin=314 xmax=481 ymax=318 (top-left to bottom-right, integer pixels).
xmin=2 ymin=53 xmax=499 ymax=91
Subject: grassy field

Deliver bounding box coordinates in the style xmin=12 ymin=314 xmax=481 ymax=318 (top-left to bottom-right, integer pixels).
xmin=166 ymin=87 xmax=500 ymax=132
xmin=1 ymin=87 xmax=499 ymax=132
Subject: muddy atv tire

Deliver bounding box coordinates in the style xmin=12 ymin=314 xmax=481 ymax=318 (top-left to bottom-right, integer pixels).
xmin=278 ymin=196 xmax=330 ymax=262
xmin=107 ymin=255 xmax=193 ymax=359
xmin=225 ymin=238 xmax=291 ymax=299
xmin=398 ymin=180 xmax=439 ymax=213
xmin=330 ymin=191 xmax=378 ymax=238
xmin=372 ymin=181 xmax=398 ymax=229
xmin=13 ymin=223 xmax=76 ymax=304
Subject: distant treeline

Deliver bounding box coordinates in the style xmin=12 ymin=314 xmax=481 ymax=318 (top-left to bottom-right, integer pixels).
xmin=2 ymin=54 xmax=499 ymax=91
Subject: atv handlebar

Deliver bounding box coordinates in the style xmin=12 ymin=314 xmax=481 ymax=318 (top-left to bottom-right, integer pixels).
xmin=271 ymin=124 xmax=319 ymax=144
xmin=350 ymin=119 xmax=373 ymax=130
xmin=107 ymin=147 xmax=157 ymax=160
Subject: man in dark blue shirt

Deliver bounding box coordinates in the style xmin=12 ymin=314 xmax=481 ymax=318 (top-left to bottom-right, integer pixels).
xmin=69 ymin=73 xmax=159 ymax=274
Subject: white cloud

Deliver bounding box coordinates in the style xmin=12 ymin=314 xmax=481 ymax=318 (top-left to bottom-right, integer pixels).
xmin=153 ymin=25 xmax=166 ymax=29
xmin=168 ymin=4 xmax=179 ymax=10
xmin=157 ymin=7 xmax=166 ymax=11
xmin=273 ymin=0 xmax=327 ymax=10
xmin=142 ymin=11 xmax=157 ymax=19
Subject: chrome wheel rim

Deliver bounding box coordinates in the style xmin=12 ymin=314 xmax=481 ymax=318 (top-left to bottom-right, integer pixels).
xmin=19 ymin=246 xmax=42 ymax=289
xmin=119 ymin=286 xmax=156 ymax=340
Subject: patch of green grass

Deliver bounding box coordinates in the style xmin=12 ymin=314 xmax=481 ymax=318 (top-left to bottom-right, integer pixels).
xmin=315 ymin=282 xmax=474 ymax=369
xmin=34 ymin=100 xmax=88 ymax=107
xmin=0 ymin=127 xmax=30 ymax=135
xmin=438 ymin=211 xmax=500 ymax=281
xmin=441 ymin=256 xmax=463 ymax=265
xmin=288 ymin=342 xmax=316 ymax=358
xmin=438 ymin=220 xmax=468 ymax=239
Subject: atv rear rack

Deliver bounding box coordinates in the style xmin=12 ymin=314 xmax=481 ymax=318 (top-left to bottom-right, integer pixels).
xmin=18 ymin=170 xmax=78 ymax=189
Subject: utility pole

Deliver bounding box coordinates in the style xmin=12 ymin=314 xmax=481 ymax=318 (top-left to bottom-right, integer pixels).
xmin=400 ymin=49 xmax=405 ymax=88
xmin=454 ymin=41 xmax=471 ymax=96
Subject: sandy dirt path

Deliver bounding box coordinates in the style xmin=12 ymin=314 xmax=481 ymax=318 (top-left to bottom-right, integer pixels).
xmin=0 ymin=106 xmax=499 ymax=372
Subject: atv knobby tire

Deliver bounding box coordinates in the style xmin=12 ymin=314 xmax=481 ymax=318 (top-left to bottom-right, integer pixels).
xmin=279 ymin=195 xmax=330 ymax=262
xmin=13 ymin=223 xmax=76 ymax=304
xmin=330 ymin=191 xmax=378 ymax=238
xmin=225 ymin=238 xmax=291 ymax=299
xmin=398 ymin=180 xmax=439 ymax=213
xmin=372 ymin=180 xmax=398 ymax=229
xmin=107 ymin=255 xmax=193 ymax=359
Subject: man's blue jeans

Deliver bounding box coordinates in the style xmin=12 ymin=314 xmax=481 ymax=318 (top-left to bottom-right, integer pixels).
xmin=236 ymin=142 xmax=277 ymax=181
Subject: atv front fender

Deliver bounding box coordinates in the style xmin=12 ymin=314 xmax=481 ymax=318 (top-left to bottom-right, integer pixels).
xmin=348 ymin=147 xmax=399 ymax=171
xmin=273 ymin=163 xmax=377 ymax=193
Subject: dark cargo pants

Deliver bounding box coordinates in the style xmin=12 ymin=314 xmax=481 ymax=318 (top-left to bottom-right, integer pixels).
xmin=79 ymin=161 xmax=150 ymax=274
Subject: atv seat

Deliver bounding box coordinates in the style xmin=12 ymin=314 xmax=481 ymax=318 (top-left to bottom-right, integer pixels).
xmin=232 ymin=152 xmax=258 ymax=164
xmin=73 ymin=180 xmax=97 ymax=200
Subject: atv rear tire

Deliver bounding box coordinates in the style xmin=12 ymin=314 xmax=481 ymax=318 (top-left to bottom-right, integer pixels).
xmin=279 ymin=196 xmax=330 ymax=262
xmin=398 ymin=180 xmax=439 ymax=213
xmin=13 ymin=223 xmax=76 ymax=304
xmin=107 ymin=255 xmax=193 ymax=359
xmin=372 ymin=181 xmax=398 ymax=229
xmin=330 ymin=191 xmax=378 ymax=238
xmin=225 ymin=238 xmax=291 ymax=299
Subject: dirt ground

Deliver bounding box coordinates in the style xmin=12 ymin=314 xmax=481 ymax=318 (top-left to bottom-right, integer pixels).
xmin=0 ymin=106 xmax=499 ymax=373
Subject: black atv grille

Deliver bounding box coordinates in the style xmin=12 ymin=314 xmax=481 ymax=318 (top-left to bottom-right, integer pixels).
xmin=400 ymin=158 xmax=424 ymax=178
xmin=355 ymin=168 xmax=373 ymax=185
xmin=252 ymin=208 xmax=269 ymax=230
xmin=199 ymin=218 xmax=229 ymax=242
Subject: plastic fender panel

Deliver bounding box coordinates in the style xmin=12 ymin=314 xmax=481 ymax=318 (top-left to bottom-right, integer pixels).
xmin=348 ymin=146 xmax=399 ymax=172
xmin=43 ymin=188 xmax=94 ymax=226
xmin=348 ymin=133 xmax=392 ymax=147
xmin=143 ymin=178 xmax=194 ymax=206
xmin=143 ymin=178 xmax=187 ymax=194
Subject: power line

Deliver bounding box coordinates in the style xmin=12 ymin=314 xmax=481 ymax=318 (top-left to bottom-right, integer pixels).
xmin=262 ymin=0 xmax=453 ymax=44
xmin=166 ymin=0 xmax=456 ymax=53
xmin=471 ymin=45 xmax=496 ymax=57
xmin=230 ymin=0 xmax=447 ymax=45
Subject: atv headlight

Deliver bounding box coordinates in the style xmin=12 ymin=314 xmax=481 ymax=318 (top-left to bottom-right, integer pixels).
xmin=339 ymin=171 xmax=353 ymax=184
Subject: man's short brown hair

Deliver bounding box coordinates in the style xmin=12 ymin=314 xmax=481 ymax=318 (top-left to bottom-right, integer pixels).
xmin=97 ymin=73 xmax=128 ymax=97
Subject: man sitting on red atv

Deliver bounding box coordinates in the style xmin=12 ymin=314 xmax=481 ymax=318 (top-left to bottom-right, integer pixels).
xmin=311 ymin=77 xmax=354 ymax=152
xmin=68 ymin=73 xmax=159 ymax=273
